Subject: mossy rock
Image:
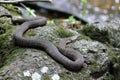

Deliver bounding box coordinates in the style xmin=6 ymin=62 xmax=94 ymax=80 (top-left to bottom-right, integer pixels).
xmin=2 ymin=4 xmax=22 ymax=16
xmin=79 ymin=25 xmax=110 ymax=43
xmin=0 ymin=17 xmax=23 ymax=68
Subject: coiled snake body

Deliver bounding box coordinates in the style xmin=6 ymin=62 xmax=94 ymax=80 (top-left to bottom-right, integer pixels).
xmin=12 ymin=16 xmax=84 ymax=71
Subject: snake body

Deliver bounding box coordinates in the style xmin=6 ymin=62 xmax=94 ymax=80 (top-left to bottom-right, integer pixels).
xmin=13 ymin=17 xmax=84 ymax=71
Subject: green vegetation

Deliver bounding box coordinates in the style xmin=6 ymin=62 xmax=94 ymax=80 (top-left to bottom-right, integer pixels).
xmin=59 ymin=72 xmax=73 ymax=80
xmin=20 ymin=3 xmax=36 ymax=17
xmin=43 ymin=75 xmax=51 ymax=80
xmin=0 ymin=18 xmax=14 ymax=54
xmin=79 ymin=25 xmax=110 ymax=43
xmin=0 ymin=17 xmax=22 ymax=68
xmin=81 ymin=0 xmax=87 ymax=4
xmin=59 ymin=72 xmax=89 ymax=80
xmin=80 ymin=0 xmax=88 ymax=16
xmin=107 ymin=47 xmax=120 ymax=80
xmin=2 ymin=4 xmax=22 ymax=15
xmin=24 ymin=29 xmax=36 ymax=37
xmin=63 ymin=16 xmax=82 ymax=29
xmin=55 ymin=26 xmax=74 ymax=38
xmin=77 ymin=33 xmax=91 ymax=40
xmin=2 ymin=3 xmax=36 ymax=17
xmin=64 ymin=16 xmax=79 ymax=23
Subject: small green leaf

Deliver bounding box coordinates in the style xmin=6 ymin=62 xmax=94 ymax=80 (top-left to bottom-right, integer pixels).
xmin=64 ymin=16 xmax=76 ymax=22
xmin=20 ymin=3 xmax=36 ymax=17
xmin=26 ymin=7 xmax=36 ymax=17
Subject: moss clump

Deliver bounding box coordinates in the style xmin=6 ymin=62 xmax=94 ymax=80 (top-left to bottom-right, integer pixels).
xmin=59 ymin=72 xmax=72 ymax=80
xmin=55 ymin=26 xmax=73 ymax=38
xmin=0 ymin=18 xmax=14 ymax=54
xmin=79 ymin=25 xmax=110 ymax=43
xmin=103 ymin=74 xmax=114 ymax=80
xmin=107 ymin=47 xmax=120 ymax=80
xmin=4 ymin=48 xmax=22 ymax=61
xmin=2 ymin=4 xmax=22 ymax=15
xmin=78 ymin=34 xmax=91 ymax=40
xmin=0 ymin=17 xmax=22 ymax=67
xmin=43 ymin=75 xmax=51 ymax=80
xmin=1 ymin=48 xmax=23 ymax=69
xmin=24 ymin=29 xmax=36 ymax=37
xmin=59 ymin=72 xmax=89 ymax=80
xmin=0 ymin=27 xmax=6 ymax=34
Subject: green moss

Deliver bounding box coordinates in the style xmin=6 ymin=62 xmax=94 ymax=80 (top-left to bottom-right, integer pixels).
xmin=0 ymin=27 xmax=5 ymax=34
xmin=0 ymin=17 xmax=22 ymax=68
xmin=24 ymin=29 xmax=36 ymax=37
xmin=107 ymin=47 xmax=120 ymax=80
xmin=0 ymin=18 xmax=14 ymax=52
xmin=89 ymin=64 xmax=100 ymax=73
xmin=4 ymin=48 xmax=22 ymax=60
xmin=108 ymin=49 xmax=118 ymax=63
xmin=77 ymin=34 xmax=91 ymax=40
xmin=2 ymin=4 xmax=22 ymax=15
xmin=43 ymin=75 xmax=51 ymax=80
xmin=59 ymin=72 xmax=89 ymax=80
xmin=59 ymin=72 xmax=69 ymax=80
xmin=108 ymin=29 xmax=120 ymax=48
xmin=55 ymin=26 xmax=74 ymax=38
xmin=19 ymin=53 xmax=26 ymax=59
xmin=78 ymin=25 xmax=110 ymax=43
xmin=64 ymin=16 xmax=80 ymax=23
xmin=3 ymin=48 xmax=23 ymax=64
xmin=0 ymin=48 xmax=23 ymax=71
xmin=103 ymin=74 xmax=114 ymax=80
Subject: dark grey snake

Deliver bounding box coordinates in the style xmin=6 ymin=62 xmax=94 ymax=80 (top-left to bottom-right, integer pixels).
xmin=1 ymin=15 xmax=84 ymax=71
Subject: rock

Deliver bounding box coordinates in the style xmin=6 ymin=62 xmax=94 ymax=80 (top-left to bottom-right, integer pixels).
xmin=27 ymin=0 xmax=87 ymax=23
xmin=0 ymin=6 xmax=10 ymax=16
xmin=0 ymin=21 xmax=113 ymax=80
xmin=81 ymin=17 xmax=120 ymax=79
xmin=82 ymin=17 xmax=120 ymax=48
xmin=26 ymin=0 xmax=109 ymax=23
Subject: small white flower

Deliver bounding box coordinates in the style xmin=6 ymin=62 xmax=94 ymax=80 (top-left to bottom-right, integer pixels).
xmin=31 ymin=72 xmax=41 ymax=80
xmin=51 ymin=74 xmax=60 ymax=80
xmin=23 ymin=70 xmax=31 ymax=77
xmin=40 ymin=66 xmax=49 ymax=73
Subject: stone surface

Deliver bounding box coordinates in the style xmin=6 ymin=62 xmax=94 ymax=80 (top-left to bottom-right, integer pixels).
xmin=92 ymin=17 xmax=120 ymax=48
xmin=0 ymin=23 xmax=111 ymax=80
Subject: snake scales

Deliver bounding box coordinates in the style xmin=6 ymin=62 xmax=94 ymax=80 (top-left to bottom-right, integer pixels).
xmin=1 ymin=15 xmax=84 ymax=71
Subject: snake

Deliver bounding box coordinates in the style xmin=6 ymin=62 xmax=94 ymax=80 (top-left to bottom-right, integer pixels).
xmin=1 ymin=15 xmax=84 ymax=71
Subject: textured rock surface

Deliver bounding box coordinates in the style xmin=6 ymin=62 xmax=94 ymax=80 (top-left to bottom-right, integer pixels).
xmin=0 ymin=23 xmax=111 ymax=80
xmin=81 ymin=17 xmax=120 ymax=80
xmin=92 ymin=17 xmax=120 ymax=48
